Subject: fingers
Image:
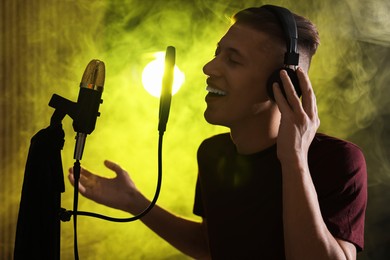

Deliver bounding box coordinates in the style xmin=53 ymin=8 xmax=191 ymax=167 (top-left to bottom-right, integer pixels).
xmin=68 ymin=166 xmax=93 ymax=185
xmin=273 ymin=69 xmax=301 ymax=115
xmin=273 ymin=82 xmax=290 ymax=113
xmin=68 ymin=168 xmax=87 ymax=193
xmin=280 ymin=70 xmax=302 ymax=110
xmin=68 ymin=160 xmax=129 ymax=195
xmin=104 ymin=159 xmax=119 ymax=170
xmin=274 ymin=68 xmax=318 ymax=120
xmin=296 ymin=67 xmax=317 ymax=120
xmin=68 ymin=160 xmax=122 ymax=180
xmin=104 ymin=160 xmax=125 ymax=176
xmin=69 ymin=165 xmax=93 ymax=178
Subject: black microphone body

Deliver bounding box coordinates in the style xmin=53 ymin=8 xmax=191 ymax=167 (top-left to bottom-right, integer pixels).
xmin=73 ymin=60 xmax=105 ymax=135
xmin=158 ymin=46 xmax=175 ymax=133
xmin=73 ymin=87 xmax=102 ymax=135
xmin=49 ymin=59 xmax=105 ymax=160
xmin=73 ymin=60 xmax=105 ymax=160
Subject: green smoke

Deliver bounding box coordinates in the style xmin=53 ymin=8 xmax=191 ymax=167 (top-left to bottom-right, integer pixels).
xmin=1 ymin=0 xmax=389 ymax=259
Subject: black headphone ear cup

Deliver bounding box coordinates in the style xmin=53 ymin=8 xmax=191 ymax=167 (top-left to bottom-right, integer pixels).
xmin=266 ymin=68 xmax=301 ymax=101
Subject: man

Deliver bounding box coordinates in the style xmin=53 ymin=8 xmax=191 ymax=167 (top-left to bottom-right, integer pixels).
xmin=69 ymin=5 xmax=367 ymax=259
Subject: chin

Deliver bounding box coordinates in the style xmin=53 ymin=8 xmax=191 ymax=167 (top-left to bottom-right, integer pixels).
xmin=203 ymin=110 xmax=213 ymax=124
xmin=204 ymin=110 xmax=228 ymax=127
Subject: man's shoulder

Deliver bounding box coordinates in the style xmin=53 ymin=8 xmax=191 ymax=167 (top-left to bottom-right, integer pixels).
xmin=311 ymin=133 xmax=364 ymax=157
xmin=200 ymin=132 xmax=231 ymax=146
xmin=197 ymin=133 xmax=232 ymax=159
xmin=310 ymin=133 xmax=366 ymax=177
xmin=202 ymin=133 xmax=231 ymax=144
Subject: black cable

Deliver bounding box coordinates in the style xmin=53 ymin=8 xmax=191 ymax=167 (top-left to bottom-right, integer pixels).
xmin=68 ymin=132 xmax=163 ymax=260
xmin=69 ymin=131 xmax=164 ymax=223
xmin=73 ymin=160 xmax=81 ymax=260
xmin=69 ymin=45 xmax=173 ymax=259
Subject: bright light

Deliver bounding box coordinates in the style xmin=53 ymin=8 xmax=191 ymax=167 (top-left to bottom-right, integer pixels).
xmin=142 ymin=52 xmax=185 ymax=97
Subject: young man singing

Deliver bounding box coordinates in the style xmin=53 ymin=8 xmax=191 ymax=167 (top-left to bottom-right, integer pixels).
xmin=69 ymin=5 xmax=367 ymax=259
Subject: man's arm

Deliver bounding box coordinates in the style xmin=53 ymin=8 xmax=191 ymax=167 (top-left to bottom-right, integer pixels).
xmin=69 ymin=160 xmax=210 ymax=259
xmin=273 ymin=68 xmax=357 ymax=260
xmin=280 ymin=162 xmax=356 ymax=260
xmin=130 ymin=192 xmax=210 ymax=259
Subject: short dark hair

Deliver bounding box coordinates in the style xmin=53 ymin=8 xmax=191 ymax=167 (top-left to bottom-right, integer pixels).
xmin=232 ymin=7 xmax=320 ymax=59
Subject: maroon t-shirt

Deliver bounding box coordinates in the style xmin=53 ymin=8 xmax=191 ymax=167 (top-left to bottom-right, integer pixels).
xmin=193 ymin=133 xmax=367 ymax=259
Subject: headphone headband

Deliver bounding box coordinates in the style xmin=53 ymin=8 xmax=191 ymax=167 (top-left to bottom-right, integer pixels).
xmin=261 ymin=5 xmax=299 ymax=66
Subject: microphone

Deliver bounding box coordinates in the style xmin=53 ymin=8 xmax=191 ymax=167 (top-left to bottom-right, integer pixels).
xmin=73 ymin=60 xmax=105 ymax=160
xmin=158 ymin=46 xmax=175 ymax=133
xmin=48 ymin=59 xmax=105 ymax=160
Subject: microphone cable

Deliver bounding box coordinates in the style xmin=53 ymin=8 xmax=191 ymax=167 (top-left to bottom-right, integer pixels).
xmin=70 ymin=131 xmax=164 ymax=223
xmin=69 ymin=132 xmax=163 ymax=260
xmin=66 ymin=46 xmax=175 ymax=259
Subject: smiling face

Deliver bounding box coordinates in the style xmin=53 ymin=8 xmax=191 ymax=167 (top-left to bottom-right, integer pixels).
xmin=203 ymin=23 xmax=284 ymax=130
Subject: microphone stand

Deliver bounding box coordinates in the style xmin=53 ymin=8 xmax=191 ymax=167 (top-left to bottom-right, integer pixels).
xmin=15 ymin=59 xmax=104 ymax=260
xmin=15 ymin=49 xmax=174 ymax=259
xmin=47 ymin=93 xmax=85 ymax=260
xmin=14 ymin=107 xmax=68 ymax=260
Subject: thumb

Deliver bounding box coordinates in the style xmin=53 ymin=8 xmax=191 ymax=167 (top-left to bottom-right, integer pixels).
xmin=104 ymin=160 xmax=125 ymax=176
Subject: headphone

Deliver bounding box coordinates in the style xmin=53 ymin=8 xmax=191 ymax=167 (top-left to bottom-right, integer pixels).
xmin=260 ymin=5 xmax=301 ymax=101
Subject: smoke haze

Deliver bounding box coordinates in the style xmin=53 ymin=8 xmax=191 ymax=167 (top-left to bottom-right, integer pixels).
xmin=1 ymin=0 xmax=389 ymax=259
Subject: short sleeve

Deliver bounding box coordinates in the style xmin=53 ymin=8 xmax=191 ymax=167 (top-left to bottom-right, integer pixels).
xmin=193 ymin=175 xmax=204 ymax=217
xmin=312 ymin=139 xmax=368 ymax=251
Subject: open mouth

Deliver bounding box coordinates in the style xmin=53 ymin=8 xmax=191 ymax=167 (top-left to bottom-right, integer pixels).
xmin=206 ymin=86 xmax=227 ymax=97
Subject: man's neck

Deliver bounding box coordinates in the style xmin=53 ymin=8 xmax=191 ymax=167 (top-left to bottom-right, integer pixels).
xmin=229 ymin=112 xmax=280 ymax=155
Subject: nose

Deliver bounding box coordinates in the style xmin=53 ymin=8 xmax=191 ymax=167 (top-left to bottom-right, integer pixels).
xmin=202 ymin=57 xmax=218 ymax=77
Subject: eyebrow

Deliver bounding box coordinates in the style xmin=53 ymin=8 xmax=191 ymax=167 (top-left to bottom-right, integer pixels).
xmin=216 ymin=43 xmax=246 ymax=58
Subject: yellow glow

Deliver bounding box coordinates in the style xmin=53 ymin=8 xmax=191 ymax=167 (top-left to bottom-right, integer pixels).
xmin=142 ymin=52 xmax=185 ymax=97
xmin=5 ymin=1 xmax=389 ymax=259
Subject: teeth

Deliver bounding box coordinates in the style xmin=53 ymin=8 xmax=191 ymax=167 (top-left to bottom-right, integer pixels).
xmin=206 ymin=86 xmax=227 ymax=96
